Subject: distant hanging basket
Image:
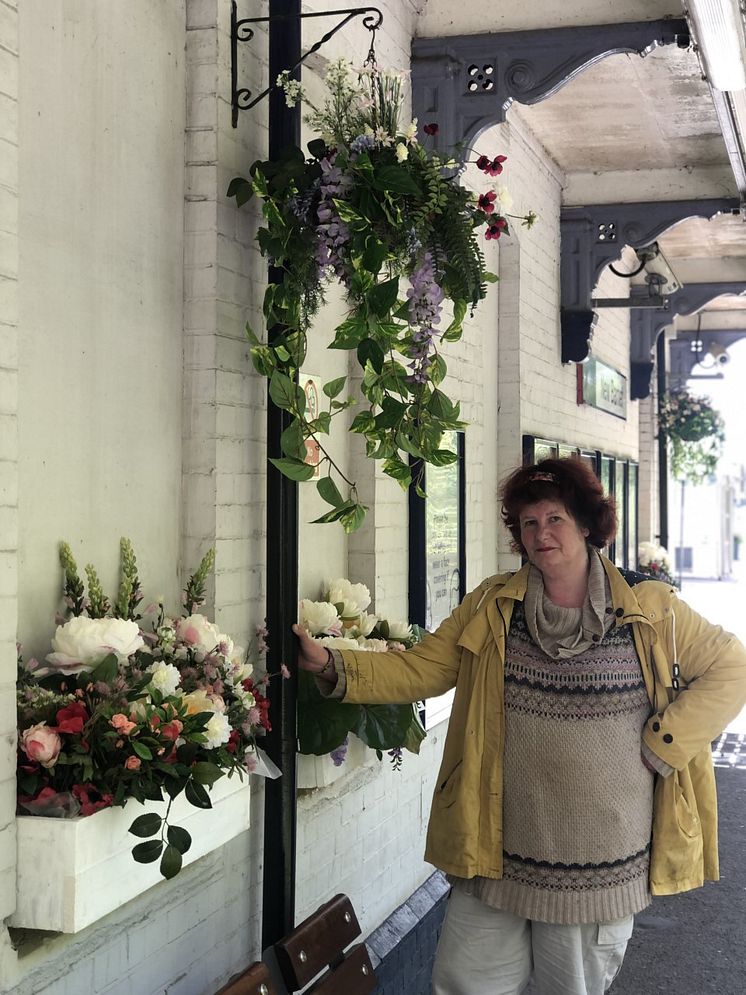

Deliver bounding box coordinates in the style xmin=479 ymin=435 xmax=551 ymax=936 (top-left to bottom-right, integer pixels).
xmin=659 ymin=388 xmax=725 ymax=483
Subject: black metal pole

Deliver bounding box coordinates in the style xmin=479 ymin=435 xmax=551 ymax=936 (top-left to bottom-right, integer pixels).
xmin=262 ymin=0 xmax=301 ymax=951
xmin=656 ymin=332 xmax=669 ymax=549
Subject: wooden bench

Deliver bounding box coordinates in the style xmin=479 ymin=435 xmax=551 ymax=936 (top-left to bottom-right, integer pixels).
xmin=215 ymin=960 xmax=278 ymax=995
xmin=274 ymin=894 xmax=376 ymax=994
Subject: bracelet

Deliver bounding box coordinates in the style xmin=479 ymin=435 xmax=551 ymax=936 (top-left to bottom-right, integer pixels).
xmin=319 ymin=648 xmax=334 ymax=676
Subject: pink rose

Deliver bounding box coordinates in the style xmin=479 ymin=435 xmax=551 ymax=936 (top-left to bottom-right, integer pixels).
xmin=160 ymin=719 xmax=183 ymax=742
xmin=20 ymin=723 xmax=62 ymax=769
xmin=124 ymin=756 xmax=141 ymax=770
xmin=110 ymin=713 xmax=137 ymax=735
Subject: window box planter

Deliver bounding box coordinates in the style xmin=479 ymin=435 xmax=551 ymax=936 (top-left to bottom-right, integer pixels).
xmin=12 ymin=775 xmax=250 ymax=933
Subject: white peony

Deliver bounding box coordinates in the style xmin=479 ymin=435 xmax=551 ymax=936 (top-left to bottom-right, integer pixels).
xmin=145 ymin=661 xmax=181 ymax=696
xmin=350 ymin=612 xmax=378 ymax=638
xmin=395 ymin=143 xmax=409 ymax=162
xmin=204 ymin=711 xmax=232 ymax=749
xmin=325 ymin=578 xmax=371 ymax=617
xmin=299 ymin=599 xmax=342 ymax=636
xmin=44 ymin=616 xmax=145 ymax=675
xmin=386 ymin=620 xmax=413 ymax=641
xmin=318 ymin=635 xmax=363 ymax=651
xmin=176 ymin=614 xmax=223 ymax=654
xmin=357 ymin=638 xmax=390 ymax=653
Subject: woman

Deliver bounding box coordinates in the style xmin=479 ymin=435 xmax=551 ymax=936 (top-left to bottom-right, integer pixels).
xmin=294 ymin=457 xmax=746 ymax=995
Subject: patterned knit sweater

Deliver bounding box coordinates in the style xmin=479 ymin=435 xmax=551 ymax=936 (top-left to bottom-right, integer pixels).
xmin=457 ymin=601 xmax=654 ymax=925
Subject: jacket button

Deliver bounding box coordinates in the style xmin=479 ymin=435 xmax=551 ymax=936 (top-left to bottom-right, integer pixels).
xmin=652 ymin=721 xmax=661 ymax=732
xmin=615 ymin=607 xmax=624 ymax=618
xmin=663 ymin=733 xmax=673 ymax=744
xmin=606 ymin=607 xmax=613 ymax=615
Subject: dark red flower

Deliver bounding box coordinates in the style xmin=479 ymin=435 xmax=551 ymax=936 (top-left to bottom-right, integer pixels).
xmin=476 ymin=155 xmax=491 ymax=171
xmin=55 ymin=702 xmax=89 ymax=734
xmin=226 ymin=729 xmax=240 ymax=755
xmin=485 ymin=218 xmax=507 ymax=240
xmin=487 ymin=155 xmax=507 ymax=176
xmin=478 ymin=191 xmax=497 ymax=214
xmin=423 ymin=122 xmax=439 ymax=136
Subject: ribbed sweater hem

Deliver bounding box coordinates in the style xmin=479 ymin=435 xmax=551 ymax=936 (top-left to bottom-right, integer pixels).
xmin=455 ymin=875 xmax=652 ymax=926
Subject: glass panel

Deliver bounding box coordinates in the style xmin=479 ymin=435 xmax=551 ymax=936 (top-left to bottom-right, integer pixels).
xmin=628 ymin=464 xmax=638 ymax=569
xmin=600 ymin=456 xmax=613 ymax=496
xmin=425 ymin=430 xmax=461 ymax=632
xmin=580 ymin=451 xmax=598 ymax=477
xmin=615 ymin=460 xmax=627 ymax=568
xmin=534 ymin=439 xmax=559 ymax=462
xmin=558 ymin=444 xmax=579 ymax=460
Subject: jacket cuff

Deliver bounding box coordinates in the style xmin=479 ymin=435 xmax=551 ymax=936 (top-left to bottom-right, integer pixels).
xmin=313 ymin=648 xmax=346 ymax=700
xmin=641 ymin=739 xmax=675 ymax=777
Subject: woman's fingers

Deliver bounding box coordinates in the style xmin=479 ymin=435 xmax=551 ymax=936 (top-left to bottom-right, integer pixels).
xmin=292 ymin=624 xmax=328 ymax=668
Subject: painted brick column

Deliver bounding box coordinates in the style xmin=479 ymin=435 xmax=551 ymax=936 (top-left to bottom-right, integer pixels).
xmin=0 ymin=0 xmax=18 ymax=920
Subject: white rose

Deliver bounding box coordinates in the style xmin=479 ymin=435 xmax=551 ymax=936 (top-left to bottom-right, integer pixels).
xmin=44 ymin=616 xmax=144 ymax=675
xmin=325 ymin=579 xmax=371 ymax=616
xmin=299 ymin=599 xmax=342 ymax=636
xmin=175 ymin=614 xmax=222 ymax=653
xmin=387 ymin=620 xmax=413 ymax=641
xmin=204 ymin=711 xmax=232 ymax=750
xmin=395 ymin=143 xmax=409 ymax=162
xmin=145 ymin=661 xmax=181 ymax=696
xmin=404 ymin=119 xmax=418 ymax=142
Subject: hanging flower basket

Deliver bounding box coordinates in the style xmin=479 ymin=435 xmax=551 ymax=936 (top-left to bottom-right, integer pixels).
xmin=229 ymin=60 xmax=536 ymax=532
xmin=659 ymin=388 xmax=724 ymax=483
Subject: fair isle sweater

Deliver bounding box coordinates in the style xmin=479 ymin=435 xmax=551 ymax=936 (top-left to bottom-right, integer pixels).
xmin=456 ymin=600 xmax=654 ymax=925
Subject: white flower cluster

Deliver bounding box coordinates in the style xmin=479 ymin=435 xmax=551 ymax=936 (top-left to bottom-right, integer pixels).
xmin=638 ymin=541 xmax=672 ymax=573
xmin=298 ymin=577 xmax=414 ymax=652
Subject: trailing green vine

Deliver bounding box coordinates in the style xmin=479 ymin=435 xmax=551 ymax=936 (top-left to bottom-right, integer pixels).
xmin=229 ymin=61 xmax=536 ymax=530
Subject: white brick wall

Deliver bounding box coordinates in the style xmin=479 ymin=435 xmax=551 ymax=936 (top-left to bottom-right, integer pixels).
xmin=0 ymin=0 xmax=17 ymax=927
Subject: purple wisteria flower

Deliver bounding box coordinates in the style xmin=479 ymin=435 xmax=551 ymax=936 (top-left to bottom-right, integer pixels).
xmin=350 ymin=134 xmax=375 ymax=155
xmin=406 ymin=251 xmax=444 ymax=384
xmin=315 ymin=155 xmax=352 ymax=284
xmin=330 ymin=736 xmax=349 ymax=767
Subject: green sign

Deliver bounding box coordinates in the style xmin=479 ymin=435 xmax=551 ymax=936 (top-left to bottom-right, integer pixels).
xmin=580 ymin=357 xmax=627 ymax=419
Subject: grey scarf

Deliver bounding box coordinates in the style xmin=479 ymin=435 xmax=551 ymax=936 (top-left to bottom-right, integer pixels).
xmin=523 ymin=548 xmax=613 ymax=659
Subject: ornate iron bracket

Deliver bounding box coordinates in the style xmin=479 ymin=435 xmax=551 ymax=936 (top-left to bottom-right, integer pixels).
xmin=560 ymin=198 xmax=740 ymax=364
xmin=669 ymin=328 xmax=746 ymax=386
xmin=630 ymin=281 xmax=746 ymax=399
xmin=231 ymin=2 xmax=383 ymax=127
xmin=411 ymin=19 xmax=689 ymax=154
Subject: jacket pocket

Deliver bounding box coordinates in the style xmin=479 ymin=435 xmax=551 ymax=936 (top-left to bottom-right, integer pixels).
xmin=673 ymin=773 xmax=700 ymax=838
xmin=435 ymin=759 xmax=463 ymax=809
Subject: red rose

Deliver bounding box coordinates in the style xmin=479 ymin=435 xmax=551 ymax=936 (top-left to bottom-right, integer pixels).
xmin=55 ymin=702 xmax=89 ymax=735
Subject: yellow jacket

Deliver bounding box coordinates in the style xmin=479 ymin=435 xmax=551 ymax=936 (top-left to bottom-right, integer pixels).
xmin=338 ymin=558 xmax=746 ymax=895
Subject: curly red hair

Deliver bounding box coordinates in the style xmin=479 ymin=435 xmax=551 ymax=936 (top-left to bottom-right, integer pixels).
xmin=500 ymin=457 xmax=617 ymax=555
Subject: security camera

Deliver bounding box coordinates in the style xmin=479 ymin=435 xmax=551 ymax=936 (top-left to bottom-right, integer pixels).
xmin=634 ymin=243 xmax=682 ymax=295
xmin=707 ymin=342 xmax=730 ymax=365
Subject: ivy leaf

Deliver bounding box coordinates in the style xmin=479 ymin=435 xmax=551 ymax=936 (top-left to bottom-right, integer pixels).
xmin=428 ymin=389 xmax=455 ymax=420
xmin=430 ymin=355 xmax=447 ymax=385
xmin=132 ymin=839 xmax=164 ymax=864
xmin=297 ymin=670 xmax=361 ymax=754
xmin=340 ymin=503 xmax=367 ymax=533
xmin=268 ymin=457 xmax=315 ymax=482
xmin=227 ymin=176 xmax=254 ymax=207
xmin=317 ymin=477 xmax=344 ymax=507
xmin=350 ymin=411 xmax=376 ymax=434
xmin=244 ymin=322 xmax=261 ymax=347
xmin=351 ymin=703 xmax=416 ymax=750
xmin=281 ymin=420 xmax=307 ymax=460
xmin=368 ymin=278 xmax=400 ymax=318
xmin=428 ymin=449 xmax=459 ymax=466
xmin=383 ymin=459 xmax=413 ymax=490
xmin=357 ymin=338 xmax=385 ymax=374
xmin=329 ymin=316 xmax=367 ymax=350
xmin=160 ymin=844 xmax=183 ymax=880
xmin=269 ymin=371 xmax=305 ymax=415
xmin=129 ymin=813 xmax=163 ymax=838
xmin=322 ymin=376 xmax=347 ymax=399
xmin=483 ymin=271 xmax=499 ymax=283
xmin=307 ymin=411 xmax=331 ymax=434
xmin=310 ymin=501 xmax=356 ymax=525
xmin=373 ymin=165 xmax=422 ymax=196
xmin=362 ymin=236 xmax=387 ymax=274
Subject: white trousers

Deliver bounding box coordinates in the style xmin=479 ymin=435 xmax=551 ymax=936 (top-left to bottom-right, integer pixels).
xmin=432 ymin=889 xmax=634 ymax=995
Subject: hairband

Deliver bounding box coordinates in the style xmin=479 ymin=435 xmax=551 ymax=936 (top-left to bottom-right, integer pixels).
xmin=527 ymin=471 xmax=556 ymax=483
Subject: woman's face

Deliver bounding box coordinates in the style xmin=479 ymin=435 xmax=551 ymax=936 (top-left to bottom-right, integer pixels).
xmin=518 ymin=499 xmax=590 ymax=575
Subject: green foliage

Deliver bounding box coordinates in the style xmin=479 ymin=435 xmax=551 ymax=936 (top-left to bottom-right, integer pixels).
xmin=660 ymin=389 xmax=725 ymax=484
xmin=228 ymin=60 xmax=534 ymax=532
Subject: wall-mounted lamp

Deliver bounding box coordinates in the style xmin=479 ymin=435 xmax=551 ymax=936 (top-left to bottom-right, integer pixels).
xmin=687 ymin=0 xmax=746 ymax=91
